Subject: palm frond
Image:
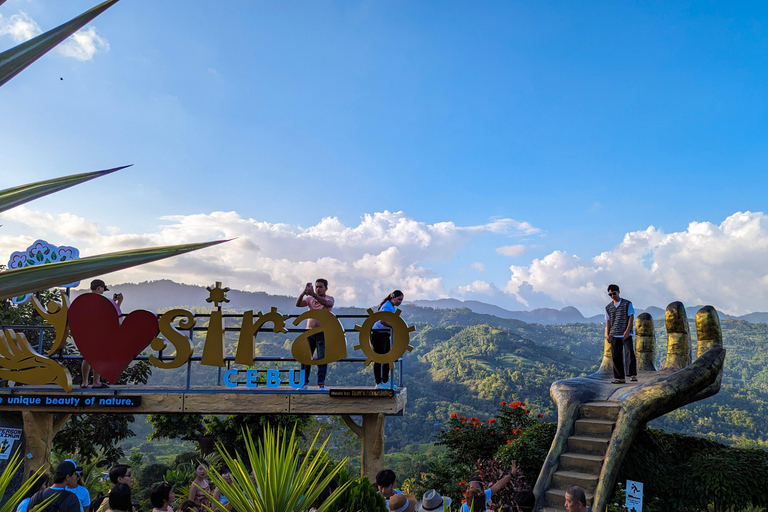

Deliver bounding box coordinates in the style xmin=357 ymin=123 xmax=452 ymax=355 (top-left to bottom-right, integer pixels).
xmin=0 ymin=240 xmax=228 ymax=301
xmin=0 ymin=166 xmax=129 ymax=215
xmin=0 ymin=0 xmax=120 ymax=87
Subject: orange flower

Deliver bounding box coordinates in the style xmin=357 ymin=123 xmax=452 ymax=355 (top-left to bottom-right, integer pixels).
xmin=488 ymin=418 xmax=496 ymax=424
xmin=521 ymin=402 xmax=526 ymax=406
xmin=524 ymin=409 xmax=529 ymax=413
xmin=512 ymin=403 xmax=519 ymax=409
xmin=458 ymin=481 xmax=466 ymax=486
xmin=460 ymin=416 xmax=468 ymax=422
xmin=450 ymin=413 xmax=459 ymax=418
xmin=455 ymin=427 xmax=461 ymax=431
xmin=506 ymin=439 xmax=512 ymax=444
xmin=500 ymin=401 xmax=506 ymax=406
xmin=539 ymin=413 xmax=544 ymax=418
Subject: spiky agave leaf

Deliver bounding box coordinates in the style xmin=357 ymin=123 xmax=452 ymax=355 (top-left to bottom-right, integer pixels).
xmin=0 ymin=0 xmax=119 ymax=87
xmin=204 ymin=426 xmax=349 ymax=512
xmin=0 ymin=166 xmax=130 ymax=215
xmin=0 ymin=240 xmax=228 ymax=301
xmin=0 ymin=450 xmax=48 ymax=512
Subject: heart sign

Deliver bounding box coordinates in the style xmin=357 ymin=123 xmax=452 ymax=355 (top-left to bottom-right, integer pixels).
xmin=69 ymin=293 xmax=159 ymax=383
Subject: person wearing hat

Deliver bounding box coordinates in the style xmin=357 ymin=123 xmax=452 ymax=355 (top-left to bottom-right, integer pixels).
xmin=388 ymin=493 xmax=416 ymax=512
xmin=28 ymin=461 xmax=81 ymax=512
xmin=64 ymin=459 xmax=91 ymax=512
xmin=81 ymin=279 xmax=123 ymax=389
xmin=415 ymin=490 xmax=451 ymax=512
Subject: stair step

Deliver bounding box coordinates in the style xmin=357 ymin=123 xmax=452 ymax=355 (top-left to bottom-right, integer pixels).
xmin=567 ymin=435 xmax=610 ymax=455
xmin=545 ymin=488 xmax=594 ymax=509
xmin=552 ymin=470 xmax=598 ymax=493
xmin=560 ymin=452 xmax=604 ymax=474
xmin=574 ymin=418 xmax=615 ymax=436
xmin=580 ymin=400 xmax=621 ymax=421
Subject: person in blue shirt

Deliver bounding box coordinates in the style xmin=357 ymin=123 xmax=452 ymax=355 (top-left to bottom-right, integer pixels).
xmin=371 ymin=290 xmax=404 ymax=389
xmin=16 ymin=473 xmax=48 ymax=512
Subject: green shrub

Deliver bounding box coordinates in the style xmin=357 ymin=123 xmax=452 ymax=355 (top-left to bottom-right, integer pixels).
xmin=495 ymin=422 xmax=556 ymax=483
xmin=329 ymin=476 xmax=386 ymax=512
xmin=614 ymin=428 xmax=768 ymax=512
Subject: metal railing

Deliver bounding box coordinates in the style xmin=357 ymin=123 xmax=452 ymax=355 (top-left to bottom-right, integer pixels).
xmin=0 ymin=312 xmax=405 ymax=393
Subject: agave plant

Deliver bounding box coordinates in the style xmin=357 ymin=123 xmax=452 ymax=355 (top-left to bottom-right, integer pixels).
xmin=0 ymin=450 xmax=49 ymax=512
xmin=203 ymin=426 xmax=350 ymax=512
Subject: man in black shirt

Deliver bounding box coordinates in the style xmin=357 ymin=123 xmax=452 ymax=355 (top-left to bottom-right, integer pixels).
xmin=28 ymin=460 xmax=81 ymax=512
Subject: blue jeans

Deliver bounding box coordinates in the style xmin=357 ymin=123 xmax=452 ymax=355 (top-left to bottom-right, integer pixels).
xmin=301 ymin=332 xmax=327 ymax=386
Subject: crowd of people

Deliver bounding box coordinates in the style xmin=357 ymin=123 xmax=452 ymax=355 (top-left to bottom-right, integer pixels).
xmin=16 ymin=461 xmax=590 ymax=512
xmin=16 ymin=460 xmax=227 ymax=512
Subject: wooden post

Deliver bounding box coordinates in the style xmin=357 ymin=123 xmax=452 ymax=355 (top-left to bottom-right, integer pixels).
xmin=341 ymin=413 xmax=385 ymax=481
xmin=21 ymin=412 xmax=70 ymax=475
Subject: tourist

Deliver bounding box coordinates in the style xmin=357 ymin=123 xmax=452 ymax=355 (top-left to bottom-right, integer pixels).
xmin=81 ymin=279 xmax=123 ymax=388
xmin=212 ymin=466 xmax=232 ymax=511
xmin=564 ymin=485 xmax=592 ymax=512
xmin=307 ymin=485 xmax=331 ymax=512
xmin=28 ymin=460 xmax=81 ymax=512
xmin=150 ymin=482 xmax=175 ymax=512
xmin=177 ymin=501 xmax=198 ymax=512
xmin=371 ymin=290 xmax=404 ymax=389
xmin=106 ymin=484 xmax=131 ymax=512
xmin=188 ymin=461 xmax=211 ymax=509
xmin=514 ymin=490 xmax=536 ymax=512
xmin=605 ymin=284 xmax=637 ymax=384
xmin=95 ymin=465 xmax=133 ymax=512
xmin=388 ymin=493 xmax=416 ymax=512
xmin=295 ymin=278 xmax=335 ymax=389
xmin=64 ymin=459 xmax=90 ymax=512
xmin=415 ymin=490 xmax=451 ymax=512
xmin=375 ymin=469 xmax=402 ymax=507
xmin=460 ymin=473 xmax=513 ymax=512
xmin=16 ymin=472 xmax=48 ymax=512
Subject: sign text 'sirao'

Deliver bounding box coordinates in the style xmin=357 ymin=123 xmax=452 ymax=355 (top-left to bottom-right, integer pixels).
xmin=0 ymin=283 xmax=415 ymax=392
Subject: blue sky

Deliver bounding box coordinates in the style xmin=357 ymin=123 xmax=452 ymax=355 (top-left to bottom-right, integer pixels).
xmin=2 ymin=0 xmax=768 ymax=315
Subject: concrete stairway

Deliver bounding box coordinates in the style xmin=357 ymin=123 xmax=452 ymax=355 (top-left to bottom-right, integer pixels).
xmin=541 ymin=401 xmax=620 ymax=512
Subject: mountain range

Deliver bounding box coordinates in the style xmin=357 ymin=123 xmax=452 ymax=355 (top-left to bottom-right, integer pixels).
xmin=76 ymin=280 xmax=768 ymax=324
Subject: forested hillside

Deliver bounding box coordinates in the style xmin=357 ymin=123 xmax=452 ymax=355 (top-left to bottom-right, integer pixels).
xmin=138 ymin=302 xmax=768 ymax=455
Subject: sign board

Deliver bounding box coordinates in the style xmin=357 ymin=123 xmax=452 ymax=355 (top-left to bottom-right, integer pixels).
xmin=329 ymin=389 xmax=395 ymax=398
xmin=626 ymin=480 xmax=643 ymax=512
xmin=0 ymin=395 xmax=142 ymax=408
xmin=0 ymin=427 xmax=21 ymax=460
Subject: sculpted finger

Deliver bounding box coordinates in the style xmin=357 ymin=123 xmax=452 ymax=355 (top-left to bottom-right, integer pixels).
xmin=635 ymin=312 xmax=656 ymax=371
xmin=663 ymin=301 xmax=691 ymax=370
xmin=695 ymin=305 xmax=722 ymax=358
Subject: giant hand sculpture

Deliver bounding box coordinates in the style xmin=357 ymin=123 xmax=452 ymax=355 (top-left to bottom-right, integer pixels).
xmin=533 ymin=303 xmax=725 ymax=512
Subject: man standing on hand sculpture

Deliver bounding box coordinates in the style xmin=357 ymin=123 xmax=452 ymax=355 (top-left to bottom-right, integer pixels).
xmin=605 ymin=284 xmax=636 ymax=384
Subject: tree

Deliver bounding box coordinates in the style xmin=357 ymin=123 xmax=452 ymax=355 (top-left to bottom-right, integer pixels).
xmin=148 ymin=413 xmax=312 ymax=457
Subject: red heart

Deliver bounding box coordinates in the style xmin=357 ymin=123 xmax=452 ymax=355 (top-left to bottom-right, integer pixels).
xmin=69 ymin=293 xmax=159 ymax=384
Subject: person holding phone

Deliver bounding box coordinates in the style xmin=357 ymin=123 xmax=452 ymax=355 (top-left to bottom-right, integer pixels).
xmin=295 ymin=279 xmax=335 ymax=389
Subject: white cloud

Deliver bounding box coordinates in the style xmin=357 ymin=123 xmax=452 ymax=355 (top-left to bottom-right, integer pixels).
xmin=496 ymin=244 xmax=527 ymax=257
xmin=455 ymin=280 xmax=496 ymax=296
xmin=0 ymin=12 xmax=42 ymax=43
xmin=471 ymin=262 xmax=485 ymax=271
xmin=0 ymin=208 xmax=536 ymax=307
xmin=504 ymin=211 xmax=768 ymax=315
xmin=57 ymin=26 xmax=109 ymax=61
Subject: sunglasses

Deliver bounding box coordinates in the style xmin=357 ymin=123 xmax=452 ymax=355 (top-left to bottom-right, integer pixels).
xmin=608 ymin=292 xmax=618 ymax=296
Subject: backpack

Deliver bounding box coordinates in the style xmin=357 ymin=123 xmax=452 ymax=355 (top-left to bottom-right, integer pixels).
xmin=90 ymin=491 xmax=107 ymax=512
xmin=28 ymin=489 xmax=78 ymax=512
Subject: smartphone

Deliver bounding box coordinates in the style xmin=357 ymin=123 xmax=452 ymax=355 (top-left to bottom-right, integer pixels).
xmin=305 ymin=282 xmax=314 ymax=293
